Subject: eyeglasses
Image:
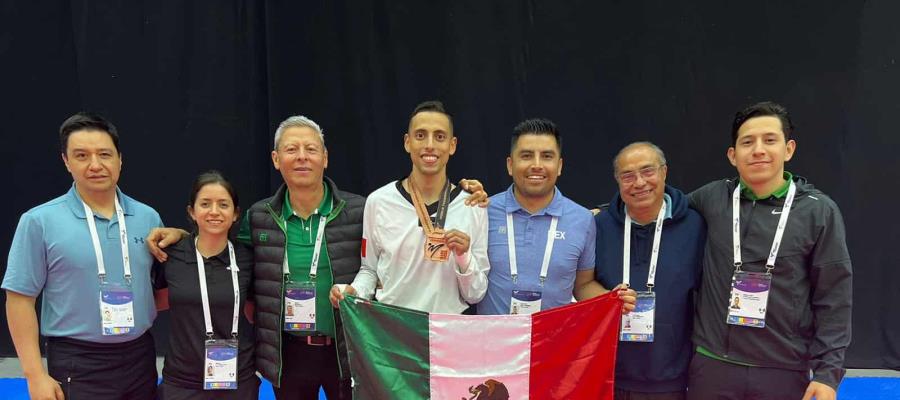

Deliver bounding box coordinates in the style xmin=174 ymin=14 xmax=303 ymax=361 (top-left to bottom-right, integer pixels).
xmin=617 ymin=165 xmax=664 ymax=184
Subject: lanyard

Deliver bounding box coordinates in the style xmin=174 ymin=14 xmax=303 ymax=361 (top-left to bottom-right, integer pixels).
xmin=732 ymin=181 xmax=796 ymax=272
xmin=622 ymin=201 xmax=667 ymax=291
xmin=196 ymin=238 xmax=240 ymax=339
xmin=507 ymin=213 xmax=558 ymax=286
xmin=409 ymin=176 xmax=451 ymax=234
xmin=82 ymin=195 xmax=131 ymax=284
xmin=282 ymin=210 xmax=329 ymax=282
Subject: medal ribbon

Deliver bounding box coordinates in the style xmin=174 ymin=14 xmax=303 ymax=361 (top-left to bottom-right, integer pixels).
xmin=408 ymin=175 xmax=451 ymax=234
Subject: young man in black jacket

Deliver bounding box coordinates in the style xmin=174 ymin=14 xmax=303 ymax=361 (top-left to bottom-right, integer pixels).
xmin=686 ymin=102 xmax=852 ymax=400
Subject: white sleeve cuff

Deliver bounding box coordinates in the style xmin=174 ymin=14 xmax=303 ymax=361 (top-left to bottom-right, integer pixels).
xmin=455 ymin=251 xmax=472 ymax=275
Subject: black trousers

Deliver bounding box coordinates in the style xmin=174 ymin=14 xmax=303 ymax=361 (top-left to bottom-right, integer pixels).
xmin=46 ymin=331 xmax=158 ymax=400
xmin=274 ymin=334 xmax=351 ymax=400
xmin=159 ymin=376 xmax=260 ymax=400
xmin=687 ymin=353 xmax=810 ymax=400
xmin=615 ymin=388 xmax=686 ymax=400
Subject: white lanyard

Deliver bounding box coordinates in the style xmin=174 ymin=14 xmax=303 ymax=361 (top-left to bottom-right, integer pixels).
xmin=82 ymin=195 xmax=131 ymax=284
xmin=622 ymin=201 xmax=667 ymax=290
xmin=507 ymin=213 xmax=558 ymax=286
xmin=282 ymin=213 xmax=329 ymax=281
xmin=732 ymin=181 xmax=796 ymax=272
xmin=196 ymin=238 xmax=240 ymax=339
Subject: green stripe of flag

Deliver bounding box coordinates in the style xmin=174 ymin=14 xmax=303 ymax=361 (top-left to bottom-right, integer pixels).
xmin=340 ymin=296 xmax=431 ymax=399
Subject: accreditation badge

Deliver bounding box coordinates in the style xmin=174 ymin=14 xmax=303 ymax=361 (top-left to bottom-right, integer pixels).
xmin=510 ymin=290 xmax=542 ymax=315
xmin=726 ymin=271 xmax=772 ymax=328
xmin=284 ymin=281 xmax=316 ymax=332
xmin=620 ymin=291 xmax=655 ymax=342
xmin=204 ymin=338 xmax=238 ymax=390
xmin=424 ymin=228 xmax=450 ymax=262
xmin=99 ymin=282 xmax=135 ymax=336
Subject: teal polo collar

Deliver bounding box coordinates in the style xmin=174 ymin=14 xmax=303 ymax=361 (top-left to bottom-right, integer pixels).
xmin=65 ymin=184 xmax=135 ymax=219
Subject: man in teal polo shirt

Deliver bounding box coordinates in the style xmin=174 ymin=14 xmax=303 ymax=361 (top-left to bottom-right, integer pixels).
xmin=687 ymin=102 xmax=852 ymax=400
xmin=4 ymin=112 xmax=161 ymax=400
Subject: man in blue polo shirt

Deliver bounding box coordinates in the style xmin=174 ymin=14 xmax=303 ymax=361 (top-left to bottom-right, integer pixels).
xmin=3 ymin=112 xmax=161 ymax=400
xmin=478 ymin=118 xmax=629 ymax=316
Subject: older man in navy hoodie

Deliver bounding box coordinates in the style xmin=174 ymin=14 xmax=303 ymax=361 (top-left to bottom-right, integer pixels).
xmin=595 ymin=142 xmax=706 ymax=400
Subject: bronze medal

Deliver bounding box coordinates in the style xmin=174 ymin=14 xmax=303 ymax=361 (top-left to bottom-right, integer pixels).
xmin=409 ymin=175 xmax=453 ymax=263
xmin=425 ymin=228 xmax=449 ymax=262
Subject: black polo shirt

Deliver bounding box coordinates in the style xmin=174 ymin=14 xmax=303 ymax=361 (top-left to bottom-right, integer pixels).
xmin=154 ymin=235 xmax=255 ymax=389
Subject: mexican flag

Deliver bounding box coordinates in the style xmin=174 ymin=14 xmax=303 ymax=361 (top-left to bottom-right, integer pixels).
xmin=340 ymin=292 xmax=622 ymax=400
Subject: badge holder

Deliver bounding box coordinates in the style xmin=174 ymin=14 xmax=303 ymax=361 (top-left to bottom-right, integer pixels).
xmin=204 ymin=337 xmax=239 ymax=390
xmin=510 ymin=289 xmax=542 ymax=315
xmin=99 ymin=280 xmax=135 ymax=336
xmin=284 ymin=281 xmax=317 ymax=332
xmin=620 ymin=291 xmax=656 ymax=342
xmin=726 ymin=267 xmax=772 ymax=328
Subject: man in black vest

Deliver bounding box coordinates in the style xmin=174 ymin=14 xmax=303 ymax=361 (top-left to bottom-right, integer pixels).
xmin=150 ymin=115 xmax=364 ymax=399
xmin=238 ymin=115 xmax=364 ymax=399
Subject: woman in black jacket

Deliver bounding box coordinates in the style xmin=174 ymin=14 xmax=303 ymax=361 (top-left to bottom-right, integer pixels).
xmin=154 ymin=171 xmax=257 ymax=399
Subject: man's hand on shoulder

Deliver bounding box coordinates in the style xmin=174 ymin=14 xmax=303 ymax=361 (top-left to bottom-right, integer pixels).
xmin=146 ymin=227 xmax=188 ymax=262
xmin=459 ymin=179 xmax=490 ymax=208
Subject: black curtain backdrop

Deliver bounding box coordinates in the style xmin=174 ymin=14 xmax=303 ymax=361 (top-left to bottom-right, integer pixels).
xmin=1 ymin=1 xmax=896 ymax=369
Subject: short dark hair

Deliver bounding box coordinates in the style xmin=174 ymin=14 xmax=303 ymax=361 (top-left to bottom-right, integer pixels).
xmin=731 ymin=101 xmax=794 ymax=145
xmin=187 ymin=170 xmax=241 ymax=231
xmin=511 ymin=118 xmax=561 ymax=154
xmin=59 ymin=112 xmax=120 ymax=154
xmin=410 ymin=100 xmax=453 ymax=133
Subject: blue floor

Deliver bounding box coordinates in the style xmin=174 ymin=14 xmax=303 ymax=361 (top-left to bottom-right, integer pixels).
xmin=0 ymin=378 xmax=326 ymax=399
xmin=837 ymin=378 xmax=900 ymax=400
xmin=0 ymin=377 xmax=894 ymax=399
